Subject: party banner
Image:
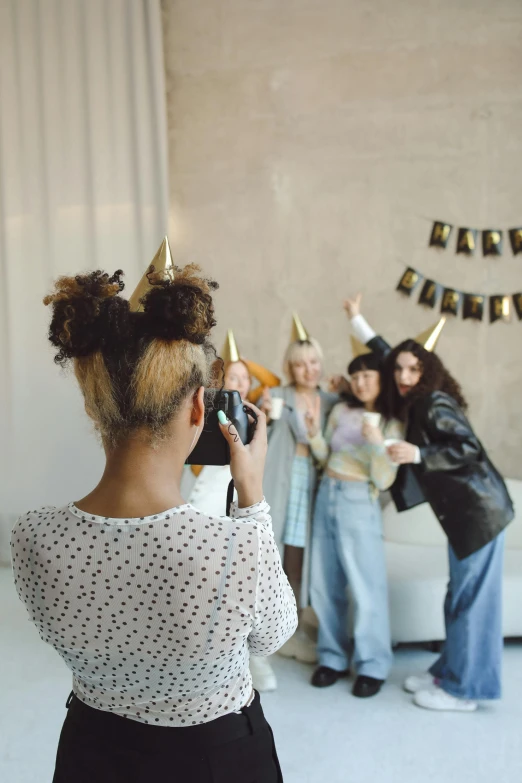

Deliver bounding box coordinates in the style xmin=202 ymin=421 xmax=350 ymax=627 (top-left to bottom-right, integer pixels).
xmin=463 ymin=294 xmax=485 ymax=321
xmin=489 ymin=296 xmax=510 ymax=324
xmin=509 ymin=228 xmax=522 ymax=256
xmin=396 ymin=267 xmax=520 ymax=325
xmin=418 ymin=279 xmax=439 ymax=308
xmin=441 ymin=288 xmax=462 ymax=316
xmin=429 ymin=221 xmax=453 ymax=249
xmin=513 ymin=294 xmax=522 ymax=320
xmin=427 ymin=220 xmax=522 ymax=256
xmin=456 ymin=228 xmax=478 ymax=256
xmin=482 ymin=230 xmax=503 ymax=257
xmin=396 ymin=267 xmax=421 ymax=296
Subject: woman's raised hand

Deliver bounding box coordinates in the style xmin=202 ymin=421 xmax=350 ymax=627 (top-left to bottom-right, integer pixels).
xmin=343 ymin=293 xmax=362 ymax=319
xmin=218 ymin=401 xmax=267 ymax=509
xmin=304 ymin=395 xmax=321 ymax=439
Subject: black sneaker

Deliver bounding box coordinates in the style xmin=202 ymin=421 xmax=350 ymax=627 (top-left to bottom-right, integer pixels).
xmin=311 ymin=666 xmax=350 ymax=688
xmin=352 ymin=675 xmax=384 ymax=698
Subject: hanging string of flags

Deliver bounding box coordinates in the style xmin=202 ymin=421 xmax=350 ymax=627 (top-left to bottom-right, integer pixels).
xmin=396 ymin=267 xmax=522 ymax=324
xmin=428 ymin=221 xmax=522 ymax=257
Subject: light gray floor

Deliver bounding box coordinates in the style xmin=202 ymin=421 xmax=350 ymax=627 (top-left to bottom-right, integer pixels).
xmin=2 ymin=565 xmax=521 ymax=783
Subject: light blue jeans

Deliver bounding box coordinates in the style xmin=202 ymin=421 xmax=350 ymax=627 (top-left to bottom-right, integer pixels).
xmin=430 ymin=532 xmax=505 ymax=700
xmin=310 ymin=476 xmax=393 ymax=679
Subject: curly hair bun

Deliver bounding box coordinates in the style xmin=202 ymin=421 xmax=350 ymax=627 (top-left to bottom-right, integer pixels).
xmin=44 ymin=270 xmax=129 ymax=364
xmin=139 ymin=263 xmax=218 ymax=344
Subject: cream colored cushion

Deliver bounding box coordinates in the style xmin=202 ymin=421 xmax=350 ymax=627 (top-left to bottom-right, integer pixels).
xmin=383 ymin=478 xmax=522 ymax=549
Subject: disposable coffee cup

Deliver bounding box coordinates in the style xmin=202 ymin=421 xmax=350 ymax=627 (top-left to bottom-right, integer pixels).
xmin=384 ymin=438 xmax=402 ymax=466
xmin=270 ymin=398 xmax=284 ymax=420
xmin=362 ymin=411 xmax=381 ymax=427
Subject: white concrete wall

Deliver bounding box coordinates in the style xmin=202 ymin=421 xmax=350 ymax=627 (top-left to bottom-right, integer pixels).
xmin=162 ymin=0 xmax=522 ymax=477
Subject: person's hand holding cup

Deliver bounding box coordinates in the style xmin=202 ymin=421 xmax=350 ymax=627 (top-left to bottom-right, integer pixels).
xmin=260 ymin=387 xmax=286 ymax=422
xmin=270 ymin=397 xmax=284 ymax=420
xmin=386 ymin=440 xmax=417 ymax=465
xmin=361 ymin=411 xmax=383 ymax=445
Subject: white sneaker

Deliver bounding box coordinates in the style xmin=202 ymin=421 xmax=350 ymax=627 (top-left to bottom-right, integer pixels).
xmin=250 ymin=656 xmax=277 ymax=692
xmin=403 ymin=672 xmax=435 ymax=694
xmin=278 ymin=628 xmax=317 ymax=664
xmin=413 ymin=686 xmax=477 ymax=712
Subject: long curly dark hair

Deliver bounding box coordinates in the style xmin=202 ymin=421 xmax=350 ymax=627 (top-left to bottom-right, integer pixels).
xmin=381 ymin=339 xmax=467 ymax=422
xmin=44 ymin=263 xmax=219 ymax=444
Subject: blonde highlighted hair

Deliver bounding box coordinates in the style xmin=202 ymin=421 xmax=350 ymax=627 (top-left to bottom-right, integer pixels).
xmin=44 ymin=265 xmax=217 ymax=444
xmin=283 ymin=338 xmax=324 ymax=384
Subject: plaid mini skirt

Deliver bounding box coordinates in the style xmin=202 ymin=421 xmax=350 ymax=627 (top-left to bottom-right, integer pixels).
xmin=282 ymin=456 xmax=311 ymax=549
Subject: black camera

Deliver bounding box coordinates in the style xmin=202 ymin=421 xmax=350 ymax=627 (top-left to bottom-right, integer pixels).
xmin=186 ymin=389 xmax=256 ymax=466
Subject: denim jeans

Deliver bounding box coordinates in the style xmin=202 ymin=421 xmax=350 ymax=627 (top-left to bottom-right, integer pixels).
xmin=310 ymin=476 xmax=393 ymax=679
xmin=430 ymin=532 xmax=505 ymax=700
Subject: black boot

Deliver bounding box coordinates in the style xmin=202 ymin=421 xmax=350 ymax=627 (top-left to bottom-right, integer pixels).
xmin=352 ymin=675 xmax=384 ymax=698
xmin=311 ymin=666 xmax=350 ymax=688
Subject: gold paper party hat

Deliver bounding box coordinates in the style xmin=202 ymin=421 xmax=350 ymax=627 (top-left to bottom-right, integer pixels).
xmin=221 ymin=330 xmax=241 ymax=364
xmin=350 ymin=335 xmax=373 ymax=358
xmin=220 ymin=330 xmax=281 ymax=403
xmin=415 ymin=317 xmax=446 ymax=352
xmin=290 ymin=313 xmax=309 ymax=343
xmin=128 ymin=236 xmax=175 ymax=312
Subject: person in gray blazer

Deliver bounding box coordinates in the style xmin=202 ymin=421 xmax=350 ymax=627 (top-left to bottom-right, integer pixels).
xmin=260 ymin=316 xmax=337 ymax=664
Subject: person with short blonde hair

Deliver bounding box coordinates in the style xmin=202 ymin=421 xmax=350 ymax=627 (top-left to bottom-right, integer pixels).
xmin=260 ymin=316 xmax=337 ymax=664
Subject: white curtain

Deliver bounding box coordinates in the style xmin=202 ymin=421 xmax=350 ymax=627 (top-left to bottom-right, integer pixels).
xmin=0 ymin=0 xmax=169 ymax=562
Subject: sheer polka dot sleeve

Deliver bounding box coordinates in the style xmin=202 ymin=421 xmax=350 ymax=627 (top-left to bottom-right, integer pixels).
xmin=231 ymin=499 xmax=298 ymax=656
xmin=11 ymin=500 xmax=298 ymax=726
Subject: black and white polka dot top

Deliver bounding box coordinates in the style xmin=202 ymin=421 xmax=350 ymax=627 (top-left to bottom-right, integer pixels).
xmin=11 ymin=498 xmax=297 ymax=726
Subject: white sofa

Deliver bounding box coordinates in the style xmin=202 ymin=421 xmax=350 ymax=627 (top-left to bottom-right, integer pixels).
xmin=384 ymin=479 xmax=522 ymax=644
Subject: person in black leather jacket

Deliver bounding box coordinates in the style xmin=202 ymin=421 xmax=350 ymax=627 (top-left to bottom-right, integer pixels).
xmin=345 ymin=295 xmax=513 ymax=713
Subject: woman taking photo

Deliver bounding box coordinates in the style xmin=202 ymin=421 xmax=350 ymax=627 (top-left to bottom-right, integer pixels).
xmin=306 ymin=349 xmax=403 ymax=698
xmin=345 ymin=295 xmax=513 ymax=713
xmin=11 ymin=250 xmax=297 ymax=782
xmin=261 ymin=316 xmax=337 ymax=664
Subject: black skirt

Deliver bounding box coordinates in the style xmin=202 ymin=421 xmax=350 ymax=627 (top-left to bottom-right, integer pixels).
xmin=52 ymin=691 xmax=283 ymax=783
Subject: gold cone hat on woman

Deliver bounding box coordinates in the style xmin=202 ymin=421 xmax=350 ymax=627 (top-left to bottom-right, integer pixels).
xmin=128 ymin=236 xmax=175 ymax=312
xmin=350 ymin=317 xmax=446 ymax=358
xmin=221 ymin=329 xmax=280 ymax=401
xmin=290 ymin=313 xmax=310 ymax=343
xmin=415 ymin=317 xmax=446 ymax=352
xmin=221 ymin=330 xmax=241 ymax=364
xmin=350 ymin=336 xmax=373 ymax=358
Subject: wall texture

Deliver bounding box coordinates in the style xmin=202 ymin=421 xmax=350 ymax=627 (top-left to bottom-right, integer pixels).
xmin=162 ymin=0 xmax=522 ymax=476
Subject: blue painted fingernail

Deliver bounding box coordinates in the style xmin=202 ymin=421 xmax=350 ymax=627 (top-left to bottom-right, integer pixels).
xmin=217 ymin=411 xmax=228 ymax=425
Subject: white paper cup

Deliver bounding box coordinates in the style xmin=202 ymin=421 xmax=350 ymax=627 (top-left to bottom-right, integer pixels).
xmin=362 ymin=411 xmax=381 ymax=427
xmin=384 ymin=438 xmax=402 ymax=466
xmin=270 ymin=397 xmax=284 ymax=420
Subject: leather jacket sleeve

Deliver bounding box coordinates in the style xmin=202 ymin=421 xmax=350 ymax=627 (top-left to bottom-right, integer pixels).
xmin=418 ymin=394 xmax=482 ymax=472
xmin=350 ymin=316 xmax=391 ymax=359
xmin=367 ymin=335 xmax=392 ymax=359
